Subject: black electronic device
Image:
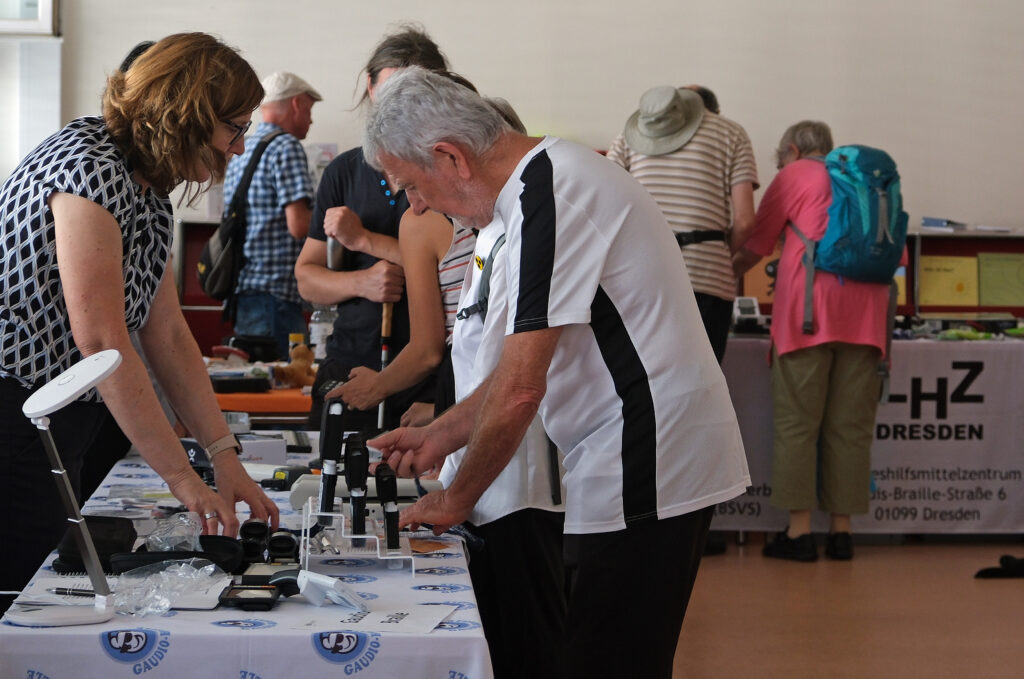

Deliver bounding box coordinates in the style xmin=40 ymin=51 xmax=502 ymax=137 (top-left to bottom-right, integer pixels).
xmin=317 ymin=398 xmax=345 ymax=525
xmin=282 ymin=430 xmax=312 ymax=453
xmin=266 ymin=568 xmax=302 ymax=597
xmin=181 ymin=439 xmax=216 ymax=487
xmin=374 ymin=461 xmax=400 ymax=551
xmin=218 ymin=584 xmax=281 ymax=611
xmin=239 ymin=517 xmax=270 ymax=565
xmin=317 ymin=379 xmax=345 ymax=399
xmin=260 ymin=465 xmax=310 ymax=492
xmin=267 ymin=530 xmax=300 ymax=562
xmin=343 ymin=432 xmax=369 ymax=536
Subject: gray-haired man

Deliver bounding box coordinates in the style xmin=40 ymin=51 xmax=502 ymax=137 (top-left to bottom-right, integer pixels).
xmin=367 ymin=67 xmax=749 ymax=679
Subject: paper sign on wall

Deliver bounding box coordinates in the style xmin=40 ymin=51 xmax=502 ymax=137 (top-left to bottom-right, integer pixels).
xmin=918 ymin=255 xmax=979 ymax=307
xmin=978 ymin=252 xmax=1024 ymax=306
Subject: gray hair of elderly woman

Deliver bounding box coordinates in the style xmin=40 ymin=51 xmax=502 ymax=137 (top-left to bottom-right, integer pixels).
xmin=364 ymin=67 xmax=510 ymax=170
xmin=486 ymin=96 xmax=527 ymax=135
xmin=776 ymin=120 xmax=834 ymax=164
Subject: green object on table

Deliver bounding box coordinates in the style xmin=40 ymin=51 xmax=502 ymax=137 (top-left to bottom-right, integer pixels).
xmin=937 ymin=328 xmax=994 ymax=341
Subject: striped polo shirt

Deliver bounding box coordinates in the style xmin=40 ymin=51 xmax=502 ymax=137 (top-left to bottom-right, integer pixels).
xmin=606 ymin=112 xmax=758 ymax=301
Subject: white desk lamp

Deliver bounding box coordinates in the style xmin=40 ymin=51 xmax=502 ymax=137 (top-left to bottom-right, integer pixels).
xmin=5 ymin=349 xmax=122 ymax=627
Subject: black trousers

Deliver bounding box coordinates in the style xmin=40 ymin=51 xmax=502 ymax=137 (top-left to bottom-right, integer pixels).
xmin=0 ymin=377 xmax=107 ymax=614
xmin=563 ymin=507 xmax=714 ymax=679
xmin=694 ymin=291 xmax=734 ymax=365
xmin=465 ymin=509 xmax=566 ymax=679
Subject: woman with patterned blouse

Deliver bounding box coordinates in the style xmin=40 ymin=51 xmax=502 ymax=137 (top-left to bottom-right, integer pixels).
xmin=0 ymin=33 xmax=278 ymax=613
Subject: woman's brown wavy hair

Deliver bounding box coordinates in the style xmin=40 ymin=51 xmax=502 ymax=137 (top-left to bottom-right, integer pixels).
xmin=102 ymin=32 xmax=263 ymax=204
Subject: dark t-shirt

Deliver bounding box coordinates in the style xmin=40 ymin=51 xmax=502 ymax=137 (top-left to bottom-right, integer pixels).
xmin=309 ymin=147 xmax=430 ymax=426
xmin=309 ymin=146 xmax=411 ymax=369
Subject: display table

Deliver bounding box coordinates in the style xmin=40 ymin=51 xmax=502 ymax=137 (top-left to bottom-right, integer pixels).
xmin=713 ymin=336 xmax=1024 ymax=534
xmin=216 ymin=387 xmax=312 ymax=427
xmin=0 ymin=453 xmax=492 ymax=678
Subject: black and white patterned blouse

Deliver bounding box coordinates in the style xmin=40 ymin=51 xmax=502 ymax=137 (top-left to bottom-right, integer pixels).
xmin=0 ymin=116 xmax=173 ymax=399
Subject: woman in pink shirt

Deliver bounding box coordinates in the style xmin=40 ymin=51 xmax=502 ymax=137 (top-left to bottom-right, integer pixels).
xmin=734 ymin=121 xmax=890 ymax=562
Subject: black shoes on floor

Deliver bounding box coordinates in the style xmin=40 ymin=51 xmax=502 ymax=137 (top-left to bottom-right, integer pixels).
xmin=763 ymin=530 xmax=855 ymax=562
xmin=825 ymin=532 xmax=854 ymax=560
xmin=763 ymin=530 xmax=818 ymax=561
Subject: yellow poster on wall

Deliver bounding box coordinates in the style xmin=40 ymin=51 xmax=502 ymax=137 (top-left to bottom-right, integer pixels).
xmin=978 ymin=252 xmax=1024 ymax=306
xmin=918 ymin=255 xmax=979 ymax=306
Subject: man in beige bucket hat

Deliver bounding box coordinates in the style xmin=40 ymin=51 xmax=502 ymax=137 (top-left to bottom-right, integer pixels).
xmin=608 ymin=84 xmax=758 ymax=365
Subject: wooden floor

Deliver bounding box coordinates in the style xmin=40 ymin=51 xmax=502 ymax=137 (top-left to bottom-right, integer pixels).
xmin=674 ymin=534 xmax=1024 ymax=679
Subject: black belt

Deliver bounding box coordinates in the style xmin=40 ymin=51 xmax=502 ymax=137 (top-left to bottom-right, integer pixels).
xmin=675 ymin=230 xmax=726 ymax=247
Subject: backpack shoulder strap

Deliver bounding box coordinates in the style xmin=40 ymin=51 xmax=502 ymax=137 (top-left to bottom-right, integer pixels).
xmin=226 ymin=130 xmax=286 ymax=214
xmin=456 ymin=233 xmax=507 ymax=322
xmin=786 ymin=222 xmax=817 ymax=334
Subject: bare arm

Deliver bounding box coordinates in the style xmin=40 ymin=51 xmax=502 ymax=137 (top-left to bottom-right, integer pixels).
xmin=728 ymin=181 xmax=757 ymax=252
xmin=335 ymin=211 xmax=450 ymax=409
xmin=398 ymin=326 xmax=562 ymax=533
xmin=322 ymin=206 xmax=401 ymax=265
xmin=283 ymin=199 xmax=311 ymax=240
xmin=732 ymin=247 xmax=764 ymax=278
xmin=50 ymin=192 xmax=277 ymax=536
xmin=294 ymin=236 xmax=404 ymax=305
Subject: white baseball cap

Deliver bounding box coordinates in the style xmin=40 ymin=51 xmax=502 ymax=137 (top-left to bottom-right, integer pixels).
xmin=261 ymin=71 xmax=323 ymax=104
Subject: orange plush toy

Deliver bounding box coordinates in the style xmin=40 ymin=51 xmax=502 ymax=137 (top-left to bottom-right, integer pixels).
xmin=274 ymin=344 xmax=317 ymax=388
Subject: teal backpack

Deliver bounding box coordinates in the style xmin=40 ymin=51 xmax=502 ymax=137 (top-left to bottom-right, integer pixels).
xmin=788 ymin=144 xmax=908 ymax=335
xmin=787 ymin=145 xmax=907 ymax=403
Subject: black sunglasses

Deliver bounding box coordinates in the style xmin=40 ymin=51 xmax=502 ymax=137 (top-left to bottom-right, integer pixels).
xmin=222 ymin=119 xmax=251 ymax=146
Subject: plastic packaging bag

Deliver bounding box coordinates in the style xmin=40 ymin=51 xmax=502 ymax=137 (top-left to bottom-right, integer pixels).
xmin=113 ymin=558 xmax=226 ymax=616
xmin=145 ymin=512 xmax=203 ymax=552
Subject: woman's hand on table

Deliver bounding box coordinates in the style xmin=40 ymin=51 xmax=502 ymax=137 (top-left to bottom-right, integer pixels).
xmin=164 ymin=469 xmax=240 ymax=536
xmin=212 ymin=453 xmax=280 ymax=534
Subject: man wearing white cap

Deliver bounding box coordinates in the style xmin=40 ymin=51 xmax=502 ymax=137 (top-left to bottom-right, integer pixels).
xmin=223 ymin=72 xmax=322 ymax=355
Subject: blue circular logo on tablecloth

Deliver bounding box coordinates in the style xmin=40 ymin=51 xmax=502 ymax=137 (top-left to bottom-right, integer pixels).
xmin=334 ymin=573 xmax=378 ymax=584
xmin=411 ymin=583 xmax=471 ymax=593
xmin=212 ymin=619 xmax=277 ymax=630
xmin=313 ymin=631 xmax=382 ymax=669
xmin=422 ymin=600 xmax=477 ymax=611
xmin=433 ymin=620 xmax=482 ymax=632
xmin=416 ymin=551 xmax=462 ymax=559
xmin=321 ymin=558 xmax=375 ymax=568
xmin=415 ymin=566 xmax=467 ymax=576
xmin=101 ymin=628 xmax=172 ymax=670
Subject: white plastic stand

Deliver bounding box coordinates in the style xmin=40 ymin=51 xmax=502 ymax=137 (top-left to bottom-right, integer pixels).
xmin=296 ymin=570 xmax=368 ymax=611
xmin=5 ymin=350 xmax=122 ymax=627
xmin=299 ymin=497 xmax=416 ymax=575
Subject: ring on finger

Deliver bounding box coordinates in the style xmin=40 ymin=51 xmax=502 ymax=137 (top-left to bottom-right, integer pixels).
xmin=203 ymin=511 xmax=218 ymax=520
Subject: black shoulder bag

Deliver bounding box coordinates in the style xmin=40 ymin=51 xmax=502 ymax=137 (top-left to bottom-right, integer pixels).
xmin=196 ymin=131 xmax=285 ymax=320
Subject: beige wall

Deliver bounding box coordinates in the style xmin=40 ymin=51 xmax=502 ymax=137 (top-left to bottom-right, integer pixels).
xmin=7 ymin=0 xmax=1024 ymax=227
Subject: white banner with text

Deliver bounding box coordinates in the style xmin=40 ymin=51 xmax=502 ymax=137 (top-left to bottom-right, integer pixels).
xmin=713 ymin=337 xmax=1024 ymax=533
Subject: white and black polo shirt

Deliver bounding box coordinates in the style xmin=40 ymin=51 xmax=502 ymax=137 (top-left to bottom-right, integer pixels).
xmin=0 ymin=117 xmax=173 ymax=399
xmin=495 ymin=137 xmax=750 ymax=534
xmin=442 ymin=217 xmax=564 ymax=526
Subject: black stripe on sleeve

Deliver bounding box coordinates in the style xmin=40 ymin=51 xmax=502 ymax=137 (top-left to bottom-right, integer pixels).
xmin=591 ymin=285 xmax=659 ymax=523
xmin=513 ymin=151 xmax=556 ymax=332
